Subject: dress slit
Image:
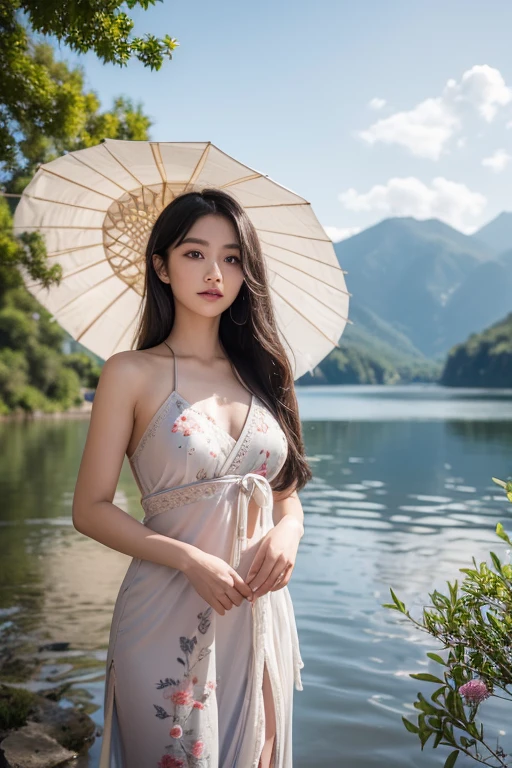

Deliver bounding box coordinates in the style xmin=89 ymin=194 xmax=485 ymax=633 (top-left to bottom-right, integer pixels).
xmin=258 ymin=659 xmax=277 ymax=768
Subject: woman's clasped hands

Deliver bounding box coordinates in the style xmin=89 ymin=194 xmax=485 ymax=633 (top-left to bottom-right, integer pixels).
xmin=182 ymin=516 xmax=303 ymax=616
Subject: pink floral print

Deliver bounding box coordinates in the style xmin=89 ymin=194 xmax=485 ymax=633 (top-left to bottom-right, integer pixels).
xmin=154 ymin=607 xmax=216 ymax=767
xmin=253 ymin=449 xmax=271 ymax=477
xmin=255 ymin=411 xmax=269 ymax=433
xmin=158 ymin=756 xmax=185 ymax=768
xmin=191 ymin=740 xmax=204 ymax=758
xmin=172 ymin=413 xmax=205 ymax=437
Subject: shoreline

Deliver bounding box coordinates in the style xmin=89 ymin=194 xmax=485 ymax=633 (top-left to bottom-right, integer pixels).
xmin=0 ymin=401 xmax=92 ymax=423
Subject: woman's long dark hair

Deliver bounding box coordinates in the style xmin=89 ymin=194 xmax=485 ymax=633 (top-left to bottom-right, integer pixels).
xmin=133 ymin=188 xmax=312 ymax=494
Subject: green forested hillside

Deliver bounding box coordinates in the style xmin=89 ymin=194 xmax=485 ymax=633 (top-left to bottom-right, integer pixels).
xmin=440 ymin=312 xmax=512 ymax=388
xmin=297 ymin=343 xmax=442 ymax=387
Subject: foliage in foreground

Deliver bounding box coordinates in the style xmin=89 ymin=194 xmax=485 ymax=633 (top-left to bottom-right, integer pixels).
xmin=383 ymin=476 xmax=512 ymax=767
xmin=0 ymin=0 xmax=176 ymax=171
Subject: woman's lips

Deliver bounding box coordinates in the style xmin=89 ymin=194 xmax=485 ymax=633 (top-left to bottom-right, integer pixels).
xmin=198 ymin=292 xmax=223 ymax=301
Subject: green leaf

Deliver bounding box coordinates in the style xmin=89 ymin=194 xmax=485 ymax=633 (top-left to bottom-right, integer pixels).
xmin=487 ymin=612 xmax=505 ymax=632
xmin=444 ymin=750 xmax=459 ymax=768
xmin=419 ymin=729 xmax=433 ymax=749
xmin=496 ymin=522 xmax=512 ymax=545
xmin=432 ymin=686 xmax=447 ymax=704
xmin=433 ymin=730 xmax=444 ymax=748
xmin=466 ymin=722 xmax=480 ymax=739
xmin=426 ymin=652 xmax=447 ymax=666
xmin=410 ymin=673 xmax=445 ymax=684
xmin=389 ymin=588 xmax=406 ymax=612
xmin=402 ymin=716 xmax=419 ymax=734
xmin=414 ymin=699 xmax=439 ymax=715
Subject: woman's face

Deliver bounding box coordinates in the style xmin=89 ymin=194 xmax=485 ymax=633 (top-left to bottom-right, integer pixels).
xmin=154 ymin=214 xmax=245 ymax=317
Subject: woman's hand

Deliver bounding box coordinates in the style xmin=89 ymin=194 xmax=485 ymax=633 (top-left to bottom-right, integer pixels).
xmin=245 ymin=517 xmax=303 ymax=600
xmin=182 ymin=549 xmax=253 ymax=616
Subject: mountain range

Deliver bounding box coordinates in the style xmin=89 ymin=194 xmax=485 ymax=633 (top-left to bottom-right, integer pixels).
xmin=298 ymin=211 xmax=512 ymax=385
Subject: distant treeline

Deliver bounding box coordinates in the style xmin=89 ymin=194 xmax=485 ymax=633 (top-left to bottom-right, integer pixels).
xmin=297 ymin=344 xmax=442 ymax=387
xmin=440 ymin=311 xmax=512 ymax=388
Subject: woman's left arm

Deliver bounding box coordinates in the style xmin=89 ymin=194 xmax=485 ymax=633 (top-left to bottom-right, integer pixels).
xmin=273 ymin=489 xmax=305 ymax=537
xmin=245 ymin=489 xmax=304 ymax=599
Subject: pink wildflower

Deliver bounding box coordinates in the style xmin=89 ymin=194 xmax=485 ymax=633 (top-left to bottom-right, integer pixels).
xmin=206 ymin=680 xmax=217 ymax=690
xmin=459 ymin=679 xmax=490 ymax=704
xmin=169 ymin=724 xmax=183 ymax=739
xmin=193 ymin=700 xmax=204 ymax=709
xmin=191 ymin=740 xmax=204 ymax=758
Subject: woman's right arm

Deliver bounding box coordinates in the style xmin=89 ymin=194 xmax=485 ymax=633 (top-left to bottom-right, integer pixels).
xmin=72 ymin=352 xmax=253 ymax=615
xmin=72 ymin=352 xmax=195 ymax=572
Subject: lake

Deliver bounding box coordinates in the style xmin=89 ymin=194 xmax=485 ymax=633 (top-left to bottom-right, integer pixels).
xmin=1 ymin=384 xmax=512 ymax=767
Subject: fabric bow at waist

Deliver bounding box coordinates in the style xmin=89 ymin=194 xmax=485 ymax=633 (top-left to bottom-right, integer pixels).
xmin=231 ymin=472 xmax=273 ymax=568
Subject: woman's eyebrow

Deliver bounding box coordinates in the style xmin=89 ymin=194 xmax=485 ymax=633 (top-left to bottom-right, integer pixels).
xmin=180 ymin=237 xmax=240 ymax=249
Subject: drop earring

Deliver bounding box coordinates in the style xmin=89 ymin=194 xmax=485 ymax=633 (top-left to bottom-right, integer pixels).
xmin=229 ymin=294 xmax=249 ymax=325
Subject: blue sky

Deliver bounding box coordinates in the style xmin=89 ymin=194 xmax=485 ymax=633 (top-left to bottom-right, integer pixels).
xmin=58 ymin=0 xmax=512 ymax=240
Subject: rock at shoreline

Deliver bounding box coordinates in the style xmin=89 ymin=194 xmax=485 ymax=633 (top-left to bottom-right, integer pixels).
xmin=0 ymin=684 xmax=95 ymax=768
xmin=0 ymin=722 xmax=76 ymax=768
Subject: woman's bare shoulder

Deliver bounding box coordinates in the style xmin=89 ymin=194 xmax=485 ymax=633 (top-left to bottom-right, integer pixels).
xmin=103 ymin=348 xmax=155 ymax=371
xmin=99 ymin=347 xmax=168 ymax=402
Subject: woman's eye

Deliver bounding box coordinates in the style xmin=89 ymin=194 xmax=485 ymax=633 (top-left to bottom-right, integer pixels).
xmin=184 ymin=251 xmax=240 ymax=264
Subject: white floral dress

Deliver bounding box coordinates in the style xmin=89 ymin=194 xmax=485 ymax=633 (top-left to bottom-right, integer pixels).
xmin=99 ymin=351 xmax=304 ymax=768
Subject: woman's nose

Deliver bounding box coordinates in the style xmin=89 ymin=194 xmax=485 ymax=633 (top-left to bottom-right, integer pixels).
xmin=205 ymin=261 xmax=223 ymax=279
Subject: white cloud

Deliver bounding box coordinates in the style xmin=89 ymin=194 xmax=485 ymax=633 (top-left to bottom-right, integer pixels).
xmin=368 ymin=97 xmax=386 ymax=111
xmin=358 ymin=65 xmax=512 ymax=160
xmin=358 ymin=97 xmax=459 ymax=160
xmin=456 ymin=137 xmax=466 ymax=148
xmin=482 ymin=148 xmax=512 ymax=173
xmin=339 ymin=176 xmax=486 ymax=234
xmin=443 ymin=65 xmax=512 ymax=122
xmin=323 ymin=225 xmax=361 ymax=243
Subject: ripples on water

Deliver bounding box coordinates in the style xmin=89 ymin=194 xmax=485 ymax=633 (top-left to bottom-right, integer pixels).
xmin=1 ymin=385 xmax=512 ymax=766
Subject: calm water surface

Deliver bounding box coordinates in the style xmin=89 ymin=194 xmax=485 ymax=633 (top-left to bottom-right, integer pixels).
xmin=1 ymin=383 xmax=512 ymax=767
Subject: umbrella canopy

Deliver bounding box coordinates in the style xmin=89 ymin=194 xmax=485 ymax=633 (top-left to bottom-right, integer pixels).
xmin=13 ymin=139 xmax=350 ymax=379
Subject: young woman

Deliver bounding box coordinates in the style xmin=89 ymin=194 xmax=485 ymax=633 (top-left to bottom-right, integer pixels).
xmin=72 ymin=188 xmax=311 ymax=768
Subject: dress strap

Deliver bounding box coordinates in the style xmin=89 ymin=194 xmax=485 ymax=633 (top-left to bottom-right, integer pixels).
xmin=163 ymin=340 xmax=178 ymax=391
